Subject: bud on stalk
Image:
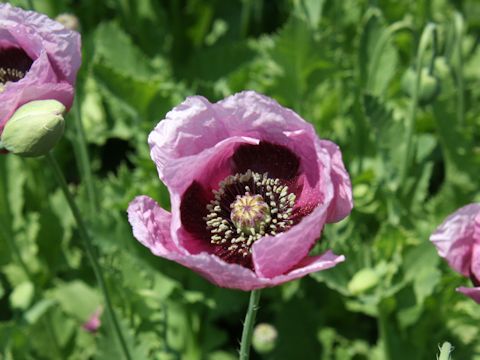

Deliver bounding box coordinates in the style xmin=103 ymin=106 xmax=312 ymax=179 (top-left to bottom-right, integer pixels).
xmin=0 ymin=100 xmax=66 ymax=157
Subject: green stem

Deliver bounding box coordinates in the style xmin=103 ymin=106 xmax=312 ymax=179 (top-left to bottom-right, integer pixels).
xmin=454 ymin=13 xmax=465 ymax=126
xmin=26 ymin=0 xmax=35 ymax=10
xmin=72 ymin=95 xmax=98 ymax=214
xmin=43 ymin=316 xmax=63 ymax=359
xmin=0 ymin=160 xmax=33 ymax=283
xmin=401 ymin=23 xmax=436 ymax=184
xmin=239 ymin=290 xmax=261 ymax=360
xmin=45 ymin=152 xmax=132 ymax=360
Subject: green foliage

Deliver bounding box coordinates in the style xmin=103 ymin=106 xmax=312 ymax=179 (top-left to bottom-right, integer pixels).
xmin=1 ymin=0 xmax=480 ymax=359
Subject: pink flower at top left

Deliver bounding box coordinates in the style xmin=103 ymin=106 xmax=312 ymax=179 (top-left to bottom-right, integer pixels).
xmin=0 ymin=3 xmax=81 ymax=136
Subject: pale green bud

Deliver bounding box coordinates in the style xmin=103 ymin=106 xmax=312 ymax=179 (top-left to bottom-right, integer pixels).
xmin=401 ymin=67 xmax=441 ymax=105
xmin=1 ymin=100 xmax=66 ymax=157
xmin=55 ymin=13 xmax=80 ymax=31
xmin=347 ymin=268 xmax=379 ymax=295
xmin=252 ymin=323 xmax=278 ymax=354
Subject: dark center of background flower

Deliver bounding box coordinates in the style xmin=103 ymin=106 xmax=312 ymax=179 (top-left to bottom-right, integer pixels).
xmin=0 ymin=47 xmax=33 ymax=90
xmin=471 ymin=272 xmax=480 ymax=287
xmin=205 ymin=170 xmax=296 ymax=264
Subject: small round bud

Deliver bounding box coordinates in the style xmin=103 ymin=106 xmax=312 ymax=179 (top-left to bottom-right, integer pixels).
xmin=347 ymin=268 xmax=379 ymax=295
xmin=0 ymin=100 xmax=66 ymax=157
xmin=55 ymin=13 xmax=80 ymax=31
xmin=252 ymin=323 xmax=278 ymax=354
xmin=401 ymin=67 xmax=441 ymax=105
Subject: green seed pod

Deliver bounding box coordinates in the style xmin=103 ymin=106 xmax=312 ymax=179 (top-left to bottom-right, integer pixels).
xmin=1 ymin=100 xmax=66 ymax=157
xmin=401 ymin=67 xmax=441 ymax=105
xmin=347 ymin=268 xmax=379 ymax=295
xmin=252 ymin=323 xmax=278 ymax=354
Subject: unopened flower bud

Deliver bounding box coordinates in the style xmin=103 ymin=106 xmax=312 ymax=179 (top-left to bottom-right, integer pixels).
xmin=401 ymin=67 xmax=441 ymax=105
xmin=252 ymin=323 xmax=278 ymax=354
xmin=55 ymin=13 xmax=80 ymax=31
xmin=0 ymin=100 xmax=66 ymax=157
xmin=347 ymin=268 xmax=379 ymax=295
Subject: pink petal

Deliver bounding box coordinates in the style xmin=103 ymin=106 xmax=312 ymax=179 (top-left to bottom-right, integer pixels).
xmin=82 ymin=307 xmax=102 ymax=333
xmin=0 ymin=4 xmax=81 ymax=131
xmin=471 ymin=243 xmax=480 ymax=281
xmin=252 ymin=148 xmax=335 ymax=278
xmin=149 ymin=96 xmax=230 ymax=180
xmin=128 ymin=196 xmax=345 ymax=290
xmin=149 ymin=91 xmax=319 ymax=181
xmin=127 ymin=196 xmax=180 ymax=257
xmin=457 ymin=287 xmax=480 ymax=304
xmin=319 ymin=140 xmax=353 ymax=223
xmin=0 ymin=4 xmax=81 ymax=83
xmin=0 ymin=83 xmax=73 ymax=133
xmin=265 ymin=251 xmax=345 ymax=286
xmin=430 ymin=204 xmax=480 ymax=276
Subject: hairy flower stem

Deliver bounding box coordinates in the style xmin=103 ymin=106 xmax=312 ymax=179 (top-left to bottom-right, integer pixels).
xmin=453 ymin=13 xmax=465 ymax=127
xmin=73 ymin=95 xmax=98 ymax=214
xmin=26 ymin=0 xmax=35 ymax=11
xmin=45 ymin=152 xmax=132 ymax=360
xmin=401 ymin=23 xmax=436 ymax=184
xmin=239 ymin=290 xmax=262 ymax=360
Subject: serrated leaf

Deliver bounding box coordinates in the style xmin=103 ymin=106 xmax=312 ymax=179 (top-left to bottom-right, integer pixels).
xmin=359 ymin=9 xmax=398 ymax=96
xmin=48 ymin=280 xmax=101 ymax=322
xmin=268 ymin=14 xmax=331 ymax=110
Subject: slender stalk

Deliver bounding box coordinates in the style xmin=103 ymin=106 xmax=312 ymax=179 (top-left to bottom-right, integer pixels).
xmin=26 ymin=0 xmax=35 ymax=10
xmin=239 ymin=290 xmax=261 ymax=360
xmin=45 ymin=152 xmax=131 ymax=360
xmin=377 ymin=305 xmax=392 ymax=360
xmin=401 ymin=23 xmax=436 ymax=183
xmin=454 ymin=13 xmax=465 ymax=126
xmin=72 ymin=95 xmax=98 ymax=214
xmin=0 ymin=159 xmax=33 ymax=282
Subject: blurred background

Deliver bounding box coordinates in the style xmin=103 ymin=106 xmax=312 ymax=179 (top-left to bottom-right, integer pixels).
xmin=1 ymin=0 xmax=480 ymax=359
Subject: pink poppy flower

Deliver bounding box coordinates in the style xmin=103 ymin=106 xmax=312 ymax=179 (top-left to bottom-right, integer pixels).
xmin=0 ymin=3 xmax=81 ymax=136
xmin=82 ymin=307 xmax=102 ymax=333
xmin=128 ymin=91 xmax=353 ymax=291
xmin=430 ymin=203 xmax=480 ymax=303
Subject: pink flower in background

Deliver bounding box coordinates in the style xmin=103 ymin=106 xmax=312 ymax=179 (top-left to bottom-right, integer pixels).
xmin=430 ymin=203 xmax=480 ymax=303
xmin=82 ymin=307 xmax=102 ymax=333
xmin=128 ymin=91 xmax=353 ymax=291
xmin=0 ymin=3 xmax=81 ymax=136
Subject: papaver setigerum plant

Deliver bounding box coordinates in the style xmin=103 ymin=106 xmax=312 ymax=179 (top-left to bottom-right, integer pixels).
xmin=1 ymin=1 xmax=480 ymax=359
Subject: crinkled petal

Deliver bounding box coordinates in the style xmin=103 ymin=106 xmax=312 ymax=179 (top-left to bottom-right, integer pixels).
xmin=149 ymin=96 xmax=230 ymax=180
xmin=252 ymin=147 xmax=334 ymax=278
xmin=430 ymin=203 xmax=480 ymax=276
xmin=0 ymin=82 xmax=73 ymax=133
xmin=319 ymin=140 xmax=353 ymax=223
xmin=128 ymin=195 xmax=345 ymax=290
xmin=149 ymin=91 xmax=319 ymax=181
xmin=265 ymin=251 xmax=345 ymax=287
xmin=127 ymin=196 xmax=181 ymax=257
xmin=0 ymin=4 xmax=81 ymax=83
xmin=457 ymin=287 xmax=480 ymax=304
xmin=180 ymin=250 xmax=344 ymax=291
xmin=471 ymin=242 xmax=480 ymax=281
xmin=0 ymin=3 xmax=81 ymax=130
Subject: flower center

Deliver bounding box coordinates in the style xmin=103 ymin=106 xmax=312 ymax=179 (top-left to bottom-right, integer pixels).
xmin=0 ymin=47 xmax=33 ymax=91
xmin=230 ymin=194 xmax=271 ymax=235
xmin=205 ymin=170 xmax=296 ymax=260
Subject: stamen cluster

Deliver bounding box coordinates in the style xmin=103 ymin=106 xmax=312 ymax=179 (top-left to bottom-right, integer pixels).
xmin=205 ymin=170 xmax=296 ymax=259
xmin=0 ymin=67 xmax=25 ymax=85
